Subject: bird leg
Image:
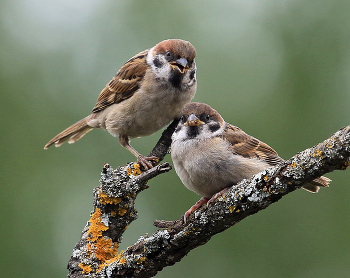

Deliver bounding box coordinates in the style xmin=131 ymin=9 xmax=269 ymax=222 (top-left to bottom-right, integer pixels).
xmin=183 ymin=187 xmax=230 ymax=223
xmin=119 ymin=135 xmax=158 ymax=170
xmin=206 ymin=187 xmax=230 ymax=205
xmin=183 ymin=197 xmax=209 ymax=223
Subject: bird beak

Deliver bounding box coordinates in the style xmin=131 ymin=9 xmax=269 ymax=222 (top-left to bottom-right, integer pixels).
xmin=184 ymin=114 xmax=204 ymax=127
xmin=170 ymin=57 xmax=189 ymax=74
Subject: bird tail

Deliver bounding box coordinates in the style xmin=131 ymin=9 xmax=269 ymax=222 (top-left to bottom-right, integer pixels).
xmin=44 ymin=116 xmax=93 ymax=149
xmin=302 ymin=176 xmax=332 ymax=193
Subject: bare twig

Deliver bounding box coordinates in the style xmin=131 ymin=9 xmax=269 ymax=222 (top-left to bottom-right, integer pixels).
xmin=67 ymin=125 xmax=350 ymax=278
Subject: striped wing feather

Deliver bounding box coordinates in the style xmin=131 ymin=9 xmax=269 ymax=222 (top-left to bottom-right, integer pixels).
xmin=92 ymin=49 xmax=149 ymax=113
xmin=223 ymin=124 xmax=284 ymax=166
xmin=222 ymin=124 xmax=330 ymax=192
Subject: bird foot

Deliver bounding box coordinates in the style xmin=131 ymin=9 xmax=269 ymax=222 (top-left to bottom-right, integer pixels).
xmin=137 ymin=155 xmax=159 ymax=171
xmin=183 ymin=188 xmax=230 ymax=223
xmin=183 ymin=197 xmax=209 ymax=223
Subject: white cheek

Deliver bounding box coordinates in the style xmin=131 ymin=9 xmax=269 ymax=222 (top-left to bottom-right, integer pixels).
xmin=154 ymin=63 xmax=172 ymax=80
xmin=171 ymin=126 xmax=188 ymax=142
xmin=146 ymin=47 xmax=155 ymax=65
xmin=147 ymin=50 xmax=171 ymax=80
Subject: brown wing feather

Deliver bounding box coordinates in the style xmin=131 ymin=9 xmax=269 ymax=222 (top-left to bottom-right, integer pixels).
xmin=222 ymin=123 xmax=331 ymax=192
xmin=92 ymin=49 xmax=149 ymax=113
xmin=223 ymin=124 xmax=284 ymax=166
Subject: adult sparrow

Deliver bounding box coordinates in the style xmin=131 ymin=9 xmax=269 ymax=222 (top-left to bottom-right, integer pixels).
xmin=171 ymin=102 xmax=331 ymax=220
xmin=44 ymin=39 xmax=197 ymax=169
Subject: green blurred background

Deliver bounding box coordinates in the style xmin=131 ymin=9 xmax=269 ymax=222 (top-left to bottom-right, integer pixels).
xmin=1 ymin=0 xmax=350 ymax=277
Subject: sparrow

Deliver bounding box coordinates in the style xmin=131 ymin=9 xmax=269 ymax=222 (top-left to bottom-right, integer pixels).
xmin=44 ymin=39 xmax=197 ymax=169
xmin=171 ymin=102 xmax=331 ymax=221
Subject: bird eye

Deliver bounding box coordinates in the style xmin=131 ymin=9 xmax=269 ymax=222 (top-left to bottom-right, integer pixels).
xmin=199 ymin=114 xmax=210 ymax=122
xmin=180 ymin=115 xmax=186 ymax=122
xmin=166 ymin=50 xmax=171 ymax=57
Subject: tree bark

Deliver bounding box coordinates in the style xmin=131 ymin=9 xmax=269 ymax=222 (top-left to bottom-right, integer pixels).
xmin=67 ymin=125 xmax=350 ymax=278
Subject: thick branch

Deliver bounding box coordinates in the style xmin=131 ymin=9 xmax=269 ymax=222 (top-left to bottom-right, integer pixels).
xmin=68 ymin=125 xmax=350 ymax=278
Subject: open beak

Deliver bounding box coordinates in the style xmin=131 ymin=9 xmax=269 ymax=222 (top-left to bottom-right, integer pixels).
xmin=184 ymin=114 xmax=204 ymax=127
xmin=170 ymin=57 xmax=189 ymax=74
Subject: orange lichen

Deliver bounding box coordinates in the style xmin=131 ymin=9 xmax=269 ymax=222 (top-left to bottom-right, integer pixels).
xmin=99 ymin=192 xmax=122 ymax=205
xmin=96 ymin=264 xmax=105 ymax=273
xmin=86 ymin=243 xmax=92 ymax=258
xmin=313 ymin=148 xmax=323 ymax=157
xmin=79 ymin=263 xmax=92 ymax=274
xmin=229 ymin=206 xmax=236 ymax=213
xmin=263 ymin=176 xmax=268 ymax=181
xmin=326 ymin=139 xmax=335 ymax=149
xmin=87 ymin=208 xmax=109 ymax=242
xmin=184 ymin=227 xmax=196 ymax=235
xmin=341 ymin=160 xmax=350 ymax=170
xmin=95 ymin=237 xmax=119 ymax=261
xmin=96 ymin=252 xmax=126 ymax=273
xmin=84 ymin=208 xmax=120 ymax=273
xmin=96 ymin=251 xmax=123 ymax=273
xmin=136 ymin=256 xmax=146 ymax=264
xmin=111 ymin=211 xmax=117 ymax=217
xmin=133 ymin=163 xmax=142 ymax=176
xmin=290 ymin=162 xmax=296 ymax=168
xmin=127 ymin=167 xmax=132 ymax=175
xmin=118 ymin=206 xmax=128 ymax=216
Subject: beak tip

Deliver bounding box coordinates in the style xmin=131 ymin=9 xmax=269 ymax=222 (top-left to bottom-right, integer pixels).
xmin=176 ymin=57 xmax=188 ymax=68
xmin=170 ymin=57 xmax=189 ymax=73
xmin=185 ymin=114 xmax=204 ymax=127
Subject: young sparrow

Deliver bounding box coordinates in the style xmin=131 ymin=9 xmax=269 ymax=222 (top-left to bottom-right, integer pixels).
xmin=44 ymin=39 xmax=197 ymax=169
xmin=171 ymin=102 xmax=331 ymax=220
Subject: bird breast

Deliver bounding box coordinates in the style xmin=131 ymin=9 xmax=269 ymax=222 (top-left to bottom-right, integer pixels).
xmin=171 ymin=136 xmax=270 ymax=198
xmin=89 ymin=68 xmax=196 ymax=139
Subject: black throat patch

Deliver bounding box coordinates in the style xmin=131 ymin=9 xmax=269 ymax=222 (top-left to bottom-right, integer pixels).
xmin=186 ymin=126 xmax=200 ymax=138
xmin=169 ymin=71 xmax=184 ymax=88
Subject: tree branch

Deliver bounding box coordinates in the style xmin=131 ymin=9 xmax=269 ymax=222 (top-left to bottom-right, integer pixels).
xmin=67 ymin=125 xmax=350 ymax=278
xmin=148 ymin=118 xmax=179 ymax=163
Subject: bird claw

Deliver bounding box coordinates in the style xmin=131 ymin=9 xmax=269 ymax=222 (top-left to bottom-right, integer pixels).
xmin=182 ymin=188 xmax=230 ymax=223
xmin=137 ymin=155 xmax=159 ymax=171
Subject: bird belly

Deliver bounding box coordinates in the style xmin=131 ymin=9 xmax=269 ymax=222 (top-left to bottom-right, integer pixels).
xmin=91 ymin=83 xmax=195 ymax=139
xmin=172 ymin=138 xmax=270 ymax=198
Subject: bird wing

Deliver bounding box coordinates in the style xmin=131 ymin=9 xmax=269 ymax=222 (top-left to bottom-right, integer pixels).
xmin=222 ymin=124 xmax=284 ymax=166
xmin=92 ymin=49 xmax=149 ymax=113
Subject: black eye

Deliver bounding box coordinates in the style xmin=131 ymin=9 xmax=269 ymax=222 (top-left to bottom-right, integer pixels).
xmin=166 ymin=50 xmax=171 ymax=57
xmin=180 ymin=115 xmax=186 ymax=122
xmin=199 ymin=113 xmax=209 ymax=122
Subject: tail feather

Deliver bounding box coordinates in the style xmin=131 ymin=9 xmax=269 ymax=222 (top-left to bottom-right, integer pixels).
xmin=302 ymin=176 xmax=331 ymax=193
xmin=68 ymin=127 xmax=93 ymax=144
xmin=44 ymin=116 xmax=92 ymax=149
